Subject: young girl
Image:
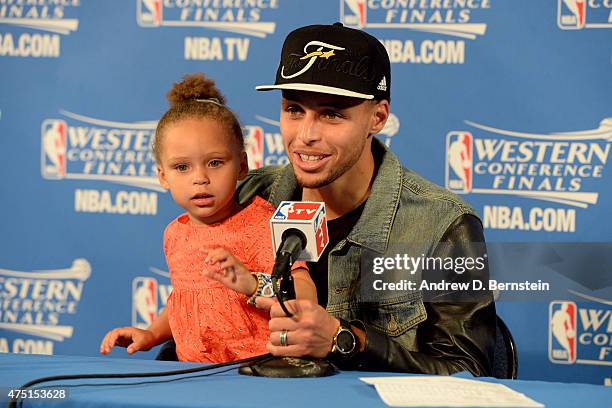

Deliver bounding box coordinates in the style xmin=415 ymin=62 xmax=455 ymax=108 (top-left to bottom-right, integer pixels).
xmin=100 ymin=73 xmax=316 ymax=363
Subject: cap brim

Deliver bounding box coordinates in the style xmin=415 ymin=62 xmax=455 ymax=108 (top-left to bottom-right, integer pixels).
xmin=255 ymin=83 xmax=374 ymax=100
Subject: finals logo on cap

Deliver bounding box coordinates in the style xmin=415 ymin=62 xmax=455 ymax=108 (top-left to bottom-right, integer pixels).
xmin=280 ymin=41 xmax=345 ymax=80
xmin=256 ymin=23 xmax=391 ymax=102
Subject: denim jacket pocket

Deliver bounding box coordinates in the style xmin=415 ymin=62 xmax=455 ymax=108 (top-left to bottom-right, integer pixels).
xmin=361 ymin=293 xmax=427 ymax=337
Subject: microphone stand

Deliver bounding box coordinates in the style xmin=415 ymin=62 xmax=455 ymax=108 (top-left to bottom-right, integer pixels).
xmin=238 ymin=235 xmax=336 ymax=378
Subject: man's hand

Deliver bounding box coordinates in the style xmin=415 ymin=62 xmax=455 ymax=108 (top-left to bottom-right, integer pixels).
xmin=203 ymin=248 xmax=257 ymax=296
xmin=256 ymin=297 xmax=340 ymax=358
xmin=99 ymin=327 xmax=157 ymax=355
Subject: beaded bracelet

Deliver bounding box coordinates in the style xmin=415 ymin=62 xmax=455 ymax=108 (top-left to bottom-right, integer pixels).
xmin=246 ymin=272 xmax=275 ymax=306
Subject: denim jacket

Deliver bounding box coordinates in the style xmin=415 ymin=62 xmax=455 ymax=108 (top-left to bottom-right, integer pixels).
xmin=236 ymin=139 xmax=496 ymax=375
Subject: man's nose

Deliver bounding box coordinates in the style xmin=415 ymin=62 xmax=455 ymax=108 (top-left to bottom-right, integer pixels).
xmin=296 ymin=112 xmax=321 ymax=145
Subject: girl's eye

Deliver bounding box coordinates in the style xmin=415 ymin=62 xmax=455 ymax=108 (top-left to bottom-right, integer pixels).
xmin=175 ymin=164 xmax=189 ymax=172
xmin=208 ymin=160 xmax=222 ymax=168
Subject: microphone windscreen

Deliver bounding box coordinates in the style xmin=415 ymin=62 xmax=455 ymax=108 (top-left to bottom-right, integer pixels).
xmin=270 ymin=201 xmax=329 ymax=262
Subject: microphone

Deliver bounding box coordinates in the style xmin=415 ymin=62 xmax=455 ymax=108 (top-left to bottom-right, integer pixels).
xmin=270 ymin=201 xmax=329 ymax=262
xmin=270 ymin=201 xmax=329 ymax=304
xmin=239 ymin=201 xmax=335 ymax=378
xmin=277 ymin=229 xmax=307 ymax=262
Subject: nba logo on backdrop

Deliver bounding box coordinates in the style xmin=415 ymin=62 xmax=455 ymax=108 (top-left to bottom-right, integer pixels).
xmin=558 ymin=0 xmax=586 ymax=29
xmin=549 ymin=301 xmax=577 ymax=364
xmin=557 ymin=0 xmax=612 ymax=30
xmin=341 ymin=0 xmax=367 ymax=28
xmin=137 ymin=0 xmax=162 ymax=26
xmin=244 ymin=125 xmax=264 ymax=169
xmin=41 ymin=119 xmax=67 ymax=179
xmin=132 ymin=277 xmax=158 ymax=329
xmin=445 ymin=131 xmax=473 ymax=194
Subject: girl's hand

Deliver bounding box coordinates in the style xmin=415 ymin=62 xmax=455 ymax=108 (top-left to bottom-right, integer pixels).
xmin=203 ymin=248 xmax=257 ymax=296
xmin=99 ymin=327 xmax=157 ymax=355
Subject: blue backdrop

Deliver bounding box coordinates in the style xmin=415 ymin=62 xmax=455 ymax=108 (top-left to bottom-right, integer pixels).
xmin=1 ymin=0 xmax=611 ymax=385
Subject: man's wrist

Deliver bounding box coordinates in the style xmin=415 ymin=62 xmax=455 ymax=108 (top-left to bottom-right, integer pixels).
xmin=352 ymin=326 xmax=366 ymax=352
xmin=329 ymin=318 xmax=360 ymax=361
xmin=329 ymin=318 xmax=341 ymax=353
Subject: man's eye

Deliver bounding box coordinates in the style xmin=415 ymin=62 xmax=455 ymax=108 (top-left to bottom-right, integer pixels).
xmin=208 ymin=160 xmax=222 ymax=168
xmin=322 ymin=111 xmax=342 ymax=120
xmin=285 ymin=105 xmax=302 ymax=115
xmin=175 ymin=164 xmax=189 ymax=172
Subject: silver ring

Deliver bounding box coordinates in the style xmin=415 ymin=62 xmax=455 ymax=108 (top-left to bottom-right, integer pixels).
xmin=279 ymin=329 xmax=288 ymax=347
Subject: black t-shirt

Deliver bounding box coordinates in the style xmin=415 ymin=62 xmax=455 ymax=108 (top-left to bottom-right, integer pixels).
xmin=307 ymin=201 xmax=366 ymax=308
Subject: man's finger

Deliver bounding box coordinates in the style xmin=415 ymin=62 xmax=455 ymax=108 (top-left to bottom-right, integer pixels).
xmin=268 ymin=329 xmax=303 ymax=346
xmin=269 ymin=299 xmax=300 ymax=318
xmin=266 ymin=342 xmax=307 ymax=357
xmin=268 ymin=317 xmax=299 ymax=333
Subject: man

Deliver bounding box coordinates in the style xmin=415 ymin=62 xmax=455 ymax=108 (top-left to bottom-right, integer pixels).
xmin=238 ymin=23 xmax=496 ymax=375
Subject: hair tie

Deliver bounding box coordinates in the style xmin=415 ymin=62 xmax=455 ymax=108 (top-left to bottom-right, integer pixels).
xmin=195 ymin=97 xmax=223 ymax=106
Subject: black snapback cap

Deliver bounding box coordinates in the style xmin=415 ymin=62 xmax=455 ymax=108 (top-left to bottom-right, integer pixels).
xmin=256 ymin=23 xmax=390 ymax=101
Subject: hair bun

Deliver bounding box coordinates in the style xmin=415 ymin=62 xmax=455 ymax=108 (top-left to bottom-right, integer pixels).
xmin=166 ymin=73 xmax=226 ymax=107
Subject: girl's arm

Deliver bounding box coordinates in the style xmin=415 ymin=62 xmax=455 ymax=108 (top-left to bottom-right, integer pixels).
xmin=99 ymin=307 xmax=172 ymax=355
xmin=147 ymin=307 xmax=173 ymax=345
xmin=205 ymin=249 xmax=318 ymax=303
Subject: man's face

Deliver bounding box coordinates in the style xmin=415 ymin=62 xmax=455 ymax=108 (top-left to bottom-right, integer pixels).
xmin=280 ymin=90 xmax=388 ymax=189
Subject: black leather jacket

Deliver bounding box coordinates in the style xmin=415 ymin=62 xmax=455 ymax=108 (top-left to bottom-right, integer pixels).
xmin=342 ymin=214 xmax=496 ymax=376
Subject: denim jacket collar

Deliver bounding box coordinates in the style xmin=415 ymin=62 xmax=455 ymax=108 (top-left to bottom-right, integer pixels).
xmin=346 ymin=139 xmax=402 ymax=254
xmin=267 ymin=164 xmax=298 ymax=208
xmin=268 ymin=138 xmax=402 ymax=255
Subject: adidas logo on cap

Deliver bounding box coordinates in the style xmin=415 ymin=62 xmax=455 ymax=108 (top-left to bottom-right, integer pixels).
xmin=377 ymin=76 xmax=387 ymax=92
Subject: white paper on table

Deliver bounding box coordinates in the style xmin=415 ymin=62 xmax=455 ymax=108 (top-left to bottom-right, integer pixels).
xmin=360 ymin=376 xmax=544 ymax=407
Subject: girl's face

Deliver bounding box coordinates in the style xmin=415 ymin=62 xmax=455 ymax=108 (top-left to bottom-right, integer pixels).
xmin=157 ymin=118 xmax=248 ymax=225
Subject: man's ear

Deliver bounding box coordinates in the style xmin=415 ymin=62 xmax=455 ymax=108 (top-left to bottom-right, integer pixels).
xmin=157 ymin=165 xmax=170 ymax=190
xmin=370 ymin=100 xmax=390 ymax=135
xmin=238 ymin=151 xmax=249 ymax=180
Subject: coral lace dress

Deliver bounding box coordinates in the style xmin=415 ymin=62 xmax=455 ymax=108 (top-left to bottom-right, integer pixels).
xmin=164 ymin=197 xmax=276 ymax=363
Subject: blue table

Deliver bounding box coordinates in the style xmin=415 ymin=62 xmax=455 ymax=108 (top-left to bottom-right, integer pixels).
xmin=0 ymin=353 xmax=610 ymax=407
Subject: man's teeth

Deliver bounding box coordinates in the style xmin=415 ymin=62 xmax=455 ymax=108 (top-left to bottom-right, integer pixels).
xmin=299 ymin=154 xmax=324 ymax=162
